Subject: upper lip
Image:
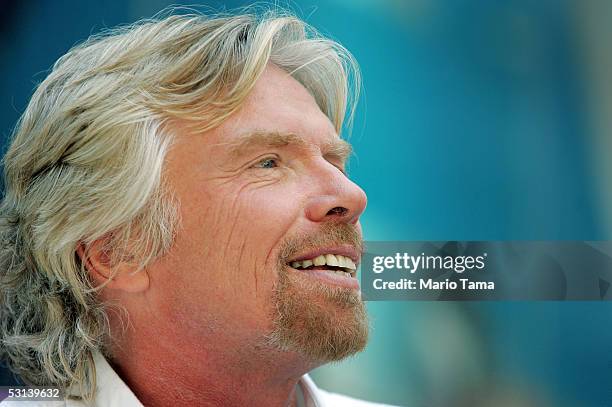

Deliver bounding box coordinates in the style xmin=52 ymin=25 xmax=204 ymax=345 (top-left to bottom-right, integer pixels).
xmin=287 ymin=245 xmax=361 ymax=266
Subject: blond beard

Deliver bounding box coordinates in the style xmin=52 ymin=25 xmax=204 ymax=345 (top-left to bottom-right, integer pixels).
xmin=266 ymin=222 xmax=369 ymax=362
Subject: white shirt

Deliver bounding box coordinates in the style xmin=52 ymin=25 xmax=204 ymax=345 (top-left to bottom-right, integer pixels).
xmin=1 ymin=353 xmax=395 ymax=406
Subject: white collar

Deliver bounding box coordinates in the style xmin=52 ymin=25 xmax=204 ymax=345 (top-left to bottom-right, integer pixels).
xmin=90 ymin=352 xmax=142 ymax=406
xmin=89 ymin=352 xmax=325 ymax=407
xmin=298 ymin=374 xmax=324 ymax=407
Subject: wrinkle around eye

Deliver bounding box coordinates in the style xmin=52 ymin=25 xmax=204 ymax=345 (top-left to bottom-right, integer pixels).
xmin=234 ymin=173 xmax=284 ymax=191
xmin=209 ymin=153 xmax=280 ymax=177
xmin=334 ymin=163 xmax=348 ymax=176
xmin=322 ymin=156 xmax=348 ymax=176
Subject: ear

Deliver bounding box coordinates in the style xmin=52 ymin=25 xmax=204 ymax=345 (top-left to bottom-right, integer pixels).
xmin=77 ymin=238 xmax=149 ymax=293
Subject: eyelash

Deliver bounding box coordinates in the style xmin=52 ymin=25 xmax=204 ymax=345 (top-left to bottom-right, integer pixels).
xmin=249 ymin=155 xmax=347 ymax=175
xmin=251 ymin=156 xmax=280 ymax=169
xmin=328 ymin=159 xmax=347 ymax=175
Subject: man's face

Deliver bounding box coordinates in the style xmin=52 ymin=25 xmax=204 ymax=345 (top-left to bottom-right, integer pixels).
xmin=157 ymin=64 xmax=368 ymax=363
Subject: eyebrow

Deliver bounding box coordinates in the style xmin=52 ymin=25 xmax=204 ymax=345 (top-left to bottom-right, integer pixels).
xmin=226 ymin=131 xmax=353 ymax=163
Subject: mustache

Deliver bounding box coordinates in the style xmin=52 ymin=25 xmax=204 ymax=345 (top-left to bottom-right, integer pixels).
xmin=277 ymin=221 xmax=363 ymax=265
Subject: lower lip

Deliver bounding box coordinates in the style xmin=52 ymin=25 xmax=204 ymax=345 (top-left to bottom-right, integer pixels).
xmin=289 ymin=267 xmax=360 ymax=289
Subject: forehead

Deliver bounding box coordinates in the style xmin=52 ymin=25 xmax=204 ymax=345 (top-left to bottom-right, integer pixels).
xmin=211 ymin=64 xmax=339 ymax=147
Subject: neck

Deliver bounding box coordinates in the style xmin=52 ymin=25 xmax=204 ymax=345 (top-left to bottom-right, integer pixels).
xmin=108 ymin=316 xmax=315 ymax=407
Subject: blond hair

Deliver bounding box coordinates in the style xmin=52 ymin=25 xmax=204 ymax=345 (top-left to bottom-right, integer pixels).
xmin=0 ymin=8 xmax=360 ymax=401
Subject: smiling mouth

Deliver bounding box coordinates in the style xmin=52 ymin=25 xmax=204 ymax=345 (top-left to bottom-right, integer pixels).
xmin=289 ymin=254 xmax=357 ymax=279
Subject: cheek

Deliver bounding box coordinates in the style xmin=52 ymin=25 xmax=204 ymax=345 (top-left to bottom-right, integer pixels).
xmin=227 ymin=185 xmax=300 ymax=270
xmin=178 ymin=183 xmax=300 ymax=291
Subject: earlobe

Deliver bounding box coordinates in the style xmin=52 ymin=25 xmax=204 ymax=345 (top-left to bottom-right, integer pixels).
xmin=77 ymin=239 xmax=150 ymax=293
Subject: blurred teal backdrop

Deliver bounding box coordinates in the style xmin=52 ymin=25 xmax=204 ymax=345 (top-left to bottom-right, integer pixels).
xmin=2 ymin=1 xmax=612 ymax=406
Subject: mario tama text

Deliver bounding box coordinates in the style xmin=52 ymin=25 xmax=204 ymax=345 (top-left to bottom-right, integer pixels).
xmin=364 ymin=251 xmax=495 ymax=299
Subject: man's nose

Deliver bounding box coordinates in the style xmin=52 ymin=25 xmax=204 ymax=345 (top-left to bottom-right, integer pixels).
xmin=304 ymin=168 xmax=367 ymax=225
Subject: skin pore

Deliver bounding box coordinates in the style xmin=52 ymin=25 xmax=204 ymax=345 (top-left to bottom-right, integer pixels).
xmin=88 ymin=64 xmax=368 ymax=406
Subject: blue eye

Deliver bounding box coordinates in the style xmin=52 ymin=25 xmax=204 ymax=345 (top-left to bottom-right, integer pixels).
xmin=253 ymin=158 xmax=278 ymax=169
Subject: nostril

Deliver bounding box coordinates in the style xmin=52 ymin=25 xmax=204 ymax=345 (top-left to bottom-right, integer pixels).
xmin=327 ymin=206 xmax=348 ymax=217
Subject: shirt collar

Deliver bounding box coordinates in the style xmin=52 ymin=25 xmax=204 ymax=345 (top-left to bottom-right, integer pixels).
xmin=298 ymin=374 xmax=325 ymax=407
xmin=90 ymin=352 xmax=143 ymax=407
xmin=90 ymin=352 xmax=325 ymax=407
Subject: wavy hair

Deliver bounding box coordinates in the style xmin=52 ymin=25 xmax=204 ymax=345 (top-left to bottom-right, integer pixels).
xmin=0 ymin=7 xmax=360 ymax=401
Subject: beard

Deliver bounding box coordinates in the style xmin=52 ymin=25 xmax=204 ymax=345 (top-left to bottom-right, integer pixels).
xmin=265 ymin=222 xmax=369 ymax=362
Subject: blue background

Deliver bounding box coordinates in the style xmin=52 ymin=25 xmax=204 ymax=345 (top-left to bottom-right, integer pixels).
xmin=2 ymin=1 xmax=612 ymax=406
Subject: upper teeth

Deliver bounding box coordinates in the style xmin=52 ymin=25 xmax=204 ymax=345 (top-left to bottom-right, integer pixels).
xmin=290 ymin=254 xmax=356 ymax=270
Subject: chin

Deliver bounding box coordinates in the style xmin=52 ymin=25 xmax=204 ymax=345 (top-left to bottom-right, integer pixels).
xmin=265 ymin=267 xmax=370 ymax=363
